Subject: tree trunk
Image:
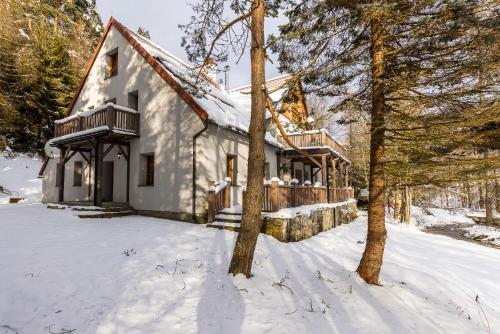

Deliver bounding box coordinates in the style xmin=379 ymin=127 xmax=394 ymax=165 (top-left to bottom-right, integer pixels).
xmin=228 ymin=0 xmax=266 ymax=278
xmin=356 ymin=13 xmax=387 ymax=285
xmin=485 ymin=174 xmax=493 ymax=224
xmin=495 ymin=178 xmax=500 ymax=213
xmin=478 ymin=181 xmax=485 ymax=209
xmin=465 ymin=180 xmax=471 ymax=209
xmin=402 ymin=186 xmax=412 ymax=224
xmin=393 ymin=189 xmax=401 ymax=221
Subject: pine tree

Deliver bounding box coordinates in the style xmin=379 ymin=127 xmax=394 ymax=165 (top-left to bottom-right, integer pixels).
xmin=182 ymin=0 xmax=283 ymax=278
xmin=0 ymin=0 xmax=102 ymax=152
xmin=272 ymin=0 xmax=499 ymax=283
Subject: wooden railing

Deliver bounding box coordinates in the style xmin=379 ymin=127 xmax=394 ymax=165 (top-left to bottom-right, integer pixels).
xmin=55 ymin=105 xmax=140 ymax=138
xmin=207 ymin=178 xmax=232 ymax=223
xmin=276 ymin=130 xmax=349 ymax=160
xmin=263 ymin=180 xmax=354 ymax=212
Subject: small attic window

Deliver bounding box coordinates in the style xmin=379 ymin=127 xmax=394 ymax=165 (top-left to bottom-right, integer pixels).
xmin=105 ymin=48 xmax=118 ymax=78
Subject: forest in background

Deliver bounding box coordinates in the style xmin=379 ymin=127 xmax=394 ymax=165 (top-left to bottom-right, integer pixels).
xmin=0 ymin=0 xmax=102 ymax=152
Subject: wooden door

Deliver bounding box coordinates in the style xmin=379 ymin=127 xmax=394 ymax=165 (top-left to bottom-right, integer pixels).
xmin=102 ymin=161 xmax=114 ymax=202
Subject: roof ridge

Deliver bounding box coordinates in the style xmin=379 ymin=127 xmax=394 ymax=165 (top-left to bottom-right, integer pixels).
xmin=126 ymin=28 xmax=192 ymax=70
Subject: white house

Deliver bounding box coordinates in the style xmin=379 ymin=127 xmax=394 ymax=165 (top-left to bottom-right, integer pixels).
xmin=39 ymin=17 xmax=352 ymax=223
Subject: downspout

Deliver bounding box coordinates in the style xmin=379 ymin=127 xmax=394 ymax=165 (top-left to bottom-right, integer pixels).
xmin=192 ymin=121 xmax=208 ymax=222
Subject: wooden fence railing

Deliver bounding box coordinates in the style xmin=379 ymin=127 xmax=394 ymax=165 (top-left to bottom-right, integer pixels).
xmin=263 ymin=180 xmax=353 ymax=212
xmin=276 ymin=130 xmax=349 ymax=159
xmin=207 ymin=178 xmax=232 ymax=223
xmin=55 ymin=105 xmax=140 ymax=138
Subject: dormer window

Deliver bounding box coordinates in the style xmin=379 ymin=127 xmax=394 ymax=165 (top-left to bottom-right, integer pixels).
xmin=105 ymin=48 xmax=118 ymax=78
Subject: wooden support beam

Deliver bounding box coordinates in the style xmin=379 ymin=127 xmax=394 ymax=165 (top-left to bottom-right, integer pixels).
xmin=321 ymin=155 xmax=327 ymax=186
xmin=58 ymin=147 xmax=67 ymax=203
xmin=126 ymin=143 xmax=131 ymax=203
xmin=102 ymin=143 xmax=115 ymax=159
xmin=78 ymin=151 xmax=90 ymax=164
xmin=117 ymin=144 xmax=129 ymax=161
xmin=64 ymin=150 xmax=78 ymax=163
xmin=93 ymin=141 xmax=103 ymax=207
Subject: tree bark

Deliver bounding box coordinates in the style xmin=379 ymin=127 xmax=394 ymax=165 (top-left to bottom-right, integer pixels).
xmin=402 ymin=186 xmax=412 ymax=224
xmin=356 ymin=12 xmax=387 ymax=285
xmin=228 ymin=0 xmax=266 ymax=277
xmin=495 ymin=178 xmax=500 ymax=213
xmin=478 ymin=181 xmax=485 ymax=210
xmin=393 ymin=189 xmax=401 ymax=221
xmin=485 ymin=172 xmax=493 ymax=224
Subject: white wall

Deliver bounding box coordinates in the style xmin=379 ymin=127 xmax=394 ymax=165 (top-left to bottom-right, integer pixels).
xmin=194 ymin=123 xmax=279 ymax=213
xmin=42 ymin=25 xmax=205 ymax=214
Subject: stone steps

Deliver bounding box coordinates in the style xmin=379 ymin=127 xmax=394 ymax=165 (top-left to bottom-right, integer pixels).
xmin=78 ymin=210 xmax=135 ymax=219
xmin=206 ymin=221 xmax=241 ymax=232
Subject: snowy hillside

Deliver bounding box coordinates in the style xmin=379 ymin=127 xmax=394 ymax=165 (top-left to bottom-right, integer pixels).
xmin=1 ymin=204 xmax=499 ymax=334
xmin=0 ymin=153 xmax=42 ymax=204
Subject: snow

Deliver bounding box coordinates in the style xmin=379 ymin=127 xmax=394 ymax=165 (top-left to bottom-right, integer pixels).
xmin=126 ymin=28 xmax=282 ymax=148
xmin=411 ymin=206 xmax=475 ymax=227
xmin=264 ymin=200 xmax=357 ymax=219
xmin=1 ymin=204 xmax=499 ymax=333
xmin=465 ymin=225 xmax=500 ymax=246
xmin=52 ymin=125 xmax=110 ymax=141
xmin=55 ymin=103 xmax=138 ymax=124
xmin=0 ymin=153 xmax=42 ymax=204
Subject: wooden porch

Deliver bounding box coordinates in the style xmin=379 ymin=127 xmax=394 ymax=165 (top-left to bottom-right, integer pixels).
xmin=51 ymin=104 xmax=140 ymax=207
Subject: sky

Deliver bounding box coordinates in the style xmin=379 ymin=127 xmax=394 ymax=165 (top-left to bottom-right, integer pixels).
xmin=95 ymin=0 xmax=285 ymax=89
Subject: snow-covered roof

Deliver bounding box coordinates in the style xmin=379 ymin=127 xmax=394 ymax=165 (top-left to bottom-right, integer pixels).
xmin=127 ymin=28 xmax=283 ymax=147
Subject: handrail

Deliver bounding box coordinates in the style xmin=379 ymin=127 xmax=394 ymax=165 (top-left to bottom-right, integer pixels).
xmin=263 ymin=179 xmax=354 ymax=212
xmin=54 ymin=105 xmax=140 ymax=138
xmin=276 ymin=130 xmax=350 ymax=160
xmin=207 ymin=178 xmax=232 ymax=223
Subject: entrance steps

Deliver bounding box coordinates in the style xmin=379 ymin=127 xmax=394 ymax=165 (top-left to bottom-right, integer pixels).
xmin=47 ymin=202 xmax=136 ymax=218
xmin=207 ymin=206 xmax=242 ymax=231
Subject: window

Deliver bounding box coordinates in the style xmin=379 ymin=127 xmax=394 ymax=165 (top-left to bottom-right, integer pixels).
xmin=140 ymin=154 xmax=154 ymax=186
xmin=264 ymin=162 xmax=270 ymax=179
xmin=105 ymin=48 xmax=118 ymax=78
xmin=73 ymin=161 xmax=83 ymax=186
xmin=227 ymin=155 xmax=237 ymax=184
xmin=105 ymin=97 xmax=116 ymax=105
xmin=55 ymin=163 xmax=61 ymax=187
xmin=128 ymin=91 xmax=139 ymax=111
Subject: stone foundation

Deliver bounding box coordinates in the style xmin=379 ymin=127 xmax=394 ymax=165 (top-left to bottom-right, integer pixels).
xmin=261 ymin=200 xmax=358 ymax=242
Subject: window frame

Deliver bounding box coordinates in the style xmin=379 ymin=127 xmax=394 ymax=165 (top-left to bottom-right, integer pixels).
xmin=105 ymin=48 xmax=118 ymax=79
xmin=226 ymin=154 xmax=237 ymax=185
xmin=128 ymin=90 xmax=139 ymax=111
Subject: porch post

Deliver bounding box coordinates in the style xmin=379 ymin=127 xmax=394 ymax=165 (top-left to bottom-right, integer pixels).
xmin=93 ymin=140 xmax=103 ymax=206
xmin=126 ymin=143 xmax=131 ymax=203
xmin=321 ymin=154 xmax=327 ymax=186
xmin=331 ymin=158 xmax=338 ymax=202
xmin=344 ymin=164 xmax=349 ymax=189
xmin=58 ymin=146 xmax=67 ymax=203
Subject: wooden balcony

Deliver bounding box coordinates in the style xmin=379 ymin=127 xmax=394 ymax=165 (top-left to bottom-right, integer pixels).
xmin=276 ymin=130 xmax=349 ymax=161
xmin=53 ymin=104 xmax=139 ymax=145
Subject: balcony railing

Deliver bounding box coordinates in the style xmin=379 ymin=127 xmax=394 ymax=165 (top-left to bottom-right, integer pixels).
xmin=263 ymin=181 xmax=354 ymax=212
xmin=54 ymin=104 xmax=140 ymax=138
xmin=276 ymin=130 xmax=349 ymax=160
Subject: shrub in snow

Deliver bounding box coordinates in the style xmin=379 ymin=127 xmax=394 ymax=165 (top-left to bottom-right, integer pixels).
xmin=314 ymin=182 xmax=322 ymax=187
xmin=304 ymin=180 xmax=312 ymax=186
xmin=290 ymin=179 xmax=299 ymax=185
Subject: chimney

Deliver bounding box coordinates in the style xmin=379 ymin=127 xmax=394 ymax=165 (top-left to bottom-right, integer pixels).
xmin=224 ymin=65 xmax=230 ymax=91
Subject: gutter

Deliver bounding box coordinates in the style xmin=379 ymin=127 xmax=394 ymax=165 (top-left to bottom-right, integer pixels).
xmin=192 ymin=120 xmax=209 ymax=221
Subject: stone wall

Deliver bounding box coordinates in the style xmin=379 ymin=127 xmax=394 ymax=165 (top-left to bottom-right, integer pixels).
xmin=261 ymin=201 xmax=358 ymax=242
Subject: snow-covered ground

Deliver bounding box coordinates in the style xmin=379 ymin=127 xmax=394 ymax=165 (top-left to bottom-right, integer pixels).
xmin=0 ymin=153 xmax=42 ymax=204
xmin=1 ymin=204 xmax=499 ymax=334
xmin=1 ymin=154 xmax=499 ymax=333
xmin=465 ymin=225 xmax=500 ymax=246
